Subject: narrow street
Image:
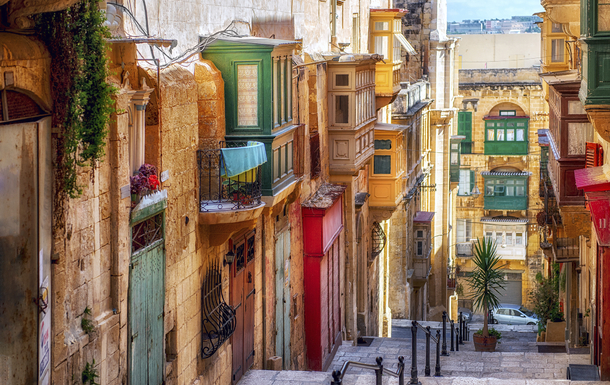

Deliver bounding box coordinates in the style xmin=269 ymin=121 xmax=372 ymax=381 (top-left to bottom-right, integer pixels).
xmin=237 ymin=322 xmax=609 ymax=385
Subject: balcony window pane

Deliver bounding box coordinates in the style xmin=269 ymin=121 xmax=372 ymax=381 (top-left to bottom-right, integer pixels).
xmin=506 ymin=186 xmax=515 ymax=196
xmin=336 ymin=74 xmax=349 ymax=87
xmin=335 ymin=95 xmax=349 ymax=123
xmin=568 ymin=122 xmax=594 ymax=155
xmin=516 ymin=233 xmax=523 ymax=245
xmin=237 ymin=64 xmax=259 ymax=126
xmin=393 ymin=35 xmax=401 ymax=62
xmin=516 ymin=129 xmax=525 ymax=141
xmin=507 ymin=129 xmax=515 ymax=141
xmin=486 ymin=122 xmax=495 ymax=127
xmin=487 ymin=129 xmax=495 ymax=141
xmin=516 ymin=186 xmax=525 ymax=196
xmin=374 ymin=155 xmax=392 ymax=174
xmin=506 ymin=234 xmax=513 ymax=245
xmin=458 ymin=170 xmax=471 ymax=195
xmin=375 ymin=139 xmax=392 ymax=150
xmin=496 ymin=234 xmax=503 ymax=245
xmin=551 ymin=23 xmax=563 ymax=32
xmin=375 ymin=21 xmax=389 ymax=30
xmin=374 ymin=36 xmax=389 ymax=57
xmin=599 ymin=2 xmax=610 ymax=31
xmin=496 ymin=130 xmax=505 ymax=141
xmin=485 ymin=232 xmax=493 ymax=242
xmin=551 ymin=39 xmax=564 ymax=62
xmin=417 ymin=241 xmax=423 ymax=256
xmin=485 ymin=181 xmax=494 ymax=196
xmin=451 ymin=152 xmax=459 ymax=165
xmin=495 ymin=185 xmax=505 ymax=196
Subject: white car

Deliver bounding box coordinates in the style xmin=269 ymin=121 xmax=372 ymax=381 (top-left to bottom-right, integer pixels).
xmin=491 ymin=304 xmax=539 ymax=325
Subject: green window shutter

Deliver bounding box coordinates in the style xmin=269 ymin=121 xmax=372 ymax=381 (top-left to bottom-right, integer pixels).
xmin=458 ymin=112 xmax=472 ymax=154
xmin=470 ymin=170 xmax=475 ymax=193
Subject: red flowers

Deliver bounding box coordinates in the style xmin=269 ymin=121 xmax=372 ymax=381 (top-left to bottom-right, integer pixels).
xmin=148 ymin=175 xmax=160 ymax=190
xmin=130 ymin=164 xmax=160 ymax=196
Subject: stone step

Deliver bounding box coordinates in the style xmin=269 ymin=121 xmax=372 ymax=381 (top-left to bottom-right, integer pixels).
xmin=238 ymin=370 xmax=610 ymax=385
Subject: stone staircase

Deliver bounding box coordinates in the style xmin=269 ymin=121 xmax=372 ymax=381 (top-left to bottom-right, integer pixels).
xmin=238 ymin=323 xmax=610 ymax=385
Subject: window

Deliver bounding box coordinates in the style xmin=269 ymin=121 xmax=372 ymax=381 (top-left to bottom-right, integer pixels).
xmin=374 ymin=155 xmax=392 ymax=174
xmin=458 ymin=170 xmax=474 ymax=196
xmin=374 ymin=36 xmax=389 ymax=57
xmin=551 ymin=22 xmax=563 ymax=33
xmin=506 ymin=233 xmax=513 ymax=245
xmin=496 ymin=233 xmax=503 ymax=245
xmin=375 ymin=139 xmax=392 ymax=150
xmin=335 ymin=95 xmax=349 ymax=123
xmin=568 ymin=123 xmax=594 ymax=155
xmin=375 ymin=21 xmax=389 ymax=30
xmin=496 ymin=129 xmax=504 ymax=141
xmin=416 ymin=230 xmax=424 ymax=238
xmin=417 ymin=241 xmax=423 ymax=256
xmin=516 ymin=233 xmax=523 ymax=245
xmin=507 ymin=129 xmax=515 ymax=141
xmin=485 ymin=119 xmax=527 ymax=143
xmin=485 ymin=178 xmax=527 ymax=196
xmin=487 ymin=129 xmax=495 ymax=141
xmin=516 ymin=128 xmax=525 ymax=141
xmin=457 ymin=111 xmax=473 ymax=153
xmin=352 ymin=14 xmax=360 ymax=52
xmin=393 ymin=35 xmax=401 ymax=62
xmin=499 ymin=110 xmax=516 ymax=116
xmin=271 ymin=57 xmax=292 ymax=128
xmin=551 ymin=39 xmax=565 ymax=62
xmin=456 ymin=219 xmax=472 ymax=243
xmin=237 ymin=64 xmax=259 ymax=127
xmin=336 ymin=74 xmax=349 ymax=87
xmin=485 ymin=232 xmax=493 ymax=242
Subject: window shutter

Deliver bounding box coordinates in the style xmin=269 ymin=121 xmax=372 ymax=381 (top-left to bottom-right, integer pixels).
xmin=470 ymin=170 xmax=475 ymax=193
xmin=585 ymin=142 xmax=603 ymax=168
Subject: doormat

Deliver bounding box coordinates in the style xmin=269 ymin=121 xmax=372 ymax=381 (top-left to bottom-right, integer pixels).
xmin=357 ymin=337 xmax=374 ymax=347
xmin=567 ymin=364 xmax=600 ymax=381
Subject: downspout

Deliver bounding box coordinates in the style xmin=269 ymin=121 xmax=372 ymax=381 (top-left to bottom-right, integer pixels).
xmin=331 ymin=0 xmax=338 ymax=52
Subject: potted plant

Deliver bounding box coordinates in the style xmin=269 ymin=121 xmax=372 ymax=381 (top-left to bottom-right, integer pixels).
xmin=468 ymin=237 xmax=506 ymax=352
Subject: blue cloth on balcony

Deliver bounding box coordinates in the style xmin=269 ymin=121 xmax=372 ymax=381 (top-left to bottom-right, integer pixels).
xmin=220 ymin=141 xmax=267 ymax=178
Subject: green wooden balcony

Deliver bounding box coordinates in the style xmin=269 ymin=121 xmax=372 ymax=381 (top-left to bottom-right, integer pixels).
xmin=484 ymin=118 xmax=529 ymax=155
xmin=482 ymin=171 xmax=530 ymax=210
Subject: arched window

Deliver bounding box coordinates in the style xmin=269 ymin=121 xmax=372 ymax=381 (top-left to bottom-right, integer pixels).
xmin=0 ymin=90 xmax=46 ymax=123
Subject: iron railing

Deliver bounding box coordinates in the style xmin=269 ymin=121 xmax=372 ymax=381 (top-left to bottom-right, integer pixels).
xmin=201 ymin=262 xmax=236 ymax=358
xmin=197 ymin=144 xmax=263 ymax=212
xmin=330 ymin=356 xmax=405 ymax=385
xmin=412 ymin=320 xmax=441 ymax=379
xmin=456 ymin=242 xmax=473 ymax=257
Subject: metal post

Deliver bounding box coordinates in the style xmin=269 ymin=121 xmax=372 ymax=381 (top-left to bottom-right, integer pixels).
xmin=450 ymin=320 xmax=455 ymax=351
xmin=459 ymin=313 xmax=464 ymax=345
xmin=455 ymin=327 xmax=459 ymax=351
xmin=441 ymin=311 xmax=448 ymax=356
xmin=435 ymin=330 xmax=442 ymax=377
xmin=398 ymin=356 xmax=405 ymax=385
xmin=425 ymin=326 xmax=431 ymax=376
xmin=409 ymin=321 xmax=420 ymax=384
xmin=375 ymin=357 xmax=383 ymax=385
xmin=331 ymin=370 xmax=342 ymax=385
xmin=465 ymin=324 xmax=469 ymax=341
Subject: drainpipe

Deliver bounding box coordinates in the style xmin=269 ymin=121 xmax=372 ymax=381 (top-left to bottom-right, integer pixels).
xmin=331 ymin=0 xmax=338 ymax=52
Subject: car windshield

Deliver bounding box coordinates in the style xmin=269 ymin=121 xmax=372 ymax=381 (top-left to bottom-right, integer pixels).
xmin=519 ymin=306 xmax=534 ymax=317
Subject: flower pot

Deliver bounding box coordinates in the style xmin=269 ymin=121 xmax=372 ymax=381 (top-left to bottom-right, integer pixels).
xmin=473 ymin=334 xmax=498 ymax=352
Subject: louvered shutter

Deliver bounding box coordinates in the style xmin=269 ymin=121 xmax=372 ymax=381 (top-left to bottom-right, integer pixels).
xmin=585 ymin=142 xmax=603 ymax=168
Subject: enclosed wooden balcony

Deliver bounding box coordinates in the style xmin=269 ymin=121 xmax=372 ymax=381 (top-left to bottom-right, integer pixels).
xmin=370 ymin=9 xmax=415 ymax=110
xmin=369 ymin=123 xmax=406 ymax=208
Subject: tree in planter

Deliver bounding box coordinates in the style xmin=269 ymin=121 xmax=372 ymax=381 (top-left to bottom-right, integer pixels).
xmin=468 ymin=238 xmax=506 ymax=348
xmin=530 ymin=262 xmax=564 ymax=331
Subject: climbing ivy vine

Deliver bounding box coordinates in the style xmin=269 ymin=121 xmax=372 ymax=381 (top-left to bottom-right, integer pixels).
xmin=36 ymin=0 xmax=116 ymax=198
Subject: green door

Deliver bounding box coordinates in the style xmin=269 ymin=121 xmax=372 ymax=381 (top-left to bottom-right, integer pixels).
xmin=275 ymin=228 xmax=291 ymax=369
xmin=129 ymin=214 xmax=165 ymax=385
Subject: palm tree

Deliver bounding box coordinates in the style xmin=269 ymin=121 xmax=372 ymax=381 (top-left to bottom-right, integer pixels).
xmin=468 ymin=238 xmax=506 ymax=337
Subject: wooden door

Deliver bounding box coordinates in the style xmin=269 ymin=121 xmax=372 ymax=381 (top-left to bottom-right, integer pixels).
xmin=0 ymin=119 xmax=51 ymax=385
xmin=231 ymin=231 xmax=256 ymax=383
xmin=275 ymin=229 xmax=291 ymax=369
xmin=129 ymin=214 xmax=165 ymax=385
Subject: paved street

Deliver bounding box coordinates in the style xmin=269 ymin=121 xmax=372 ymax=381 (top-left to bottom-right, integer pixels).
xmin=238 ymin=322 xmax=610 ymax=385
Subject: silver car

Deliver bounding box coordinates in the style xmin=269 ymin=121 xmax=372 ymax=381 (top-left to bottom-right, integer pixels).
xmin=491 ymin=304 xmax=539 ymax=325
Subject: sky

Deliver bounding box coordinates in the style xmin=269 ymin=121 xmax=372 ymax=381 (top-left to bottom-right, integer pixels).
xmin=447 ymin=0 xmax=545 ymax=23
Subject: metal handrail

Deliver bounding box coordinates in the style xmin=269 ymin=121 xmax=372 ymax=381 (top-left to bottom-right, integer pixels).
xmin=410 ymin=320 xmax=441 ymax=381
xmin=330 ymin=356 xmax=405 ymax=385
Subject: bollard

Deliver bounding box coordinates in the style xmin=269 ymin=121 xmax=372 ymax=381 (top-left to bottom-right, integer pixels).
xmin=435 ymin=330 xmax=442 ymax=377
xmin=465 ymin=324 xmax=469 ymax=341
xmin=425 ymin=326 xmax=431 ymax=376
xmin=331 ymin=370 xmax=342 ymax=385
xmin=441 ymin=311 xmax=448 ymax=356
xmin=398 ymin=356 xmax=405 ymax=385
xmin=409 ymin=321 xmax=420 ymax=384
xmin=450 ymin=320 xmax=455 ymax=351
xmin=459 ymin=312 xmax=464 ymax=345
xmin=375 ymin=357 xmax=383 ymax=385
xmin=455 ymin=327 xmax=460 ymax=352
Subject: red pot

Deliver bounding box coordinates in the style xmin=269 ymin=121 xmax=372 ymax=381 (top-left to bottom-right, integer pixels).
xmin=473 ymin=334 xmax=498 ymax=352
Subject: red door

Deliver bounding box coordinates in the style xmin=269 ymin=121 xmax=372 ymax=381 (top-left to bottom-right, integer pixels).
xmin=231 ymin=232 xmax=256 ymax=384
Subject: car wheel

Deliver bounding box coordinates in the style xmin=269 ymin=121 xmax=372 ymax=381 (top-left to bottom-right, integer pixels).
xmin=527 ymin=322 xmax=535 ymax=325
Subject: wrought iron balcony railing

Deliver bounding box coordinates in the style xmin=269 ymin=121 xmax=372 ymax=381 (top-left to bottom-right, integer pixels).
xmin=197 ymin=144 xmax=263 ymax=212
xmin=553 ymin=237 xmax=579 ymax=262
xmin=455 ymin=242 xmax=473 ymax=257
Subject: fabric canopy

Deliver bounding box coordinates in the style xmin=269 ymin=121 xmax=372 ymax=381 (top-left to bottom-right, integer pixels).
xmin=220 ymin=141 xmax=267 ymax=178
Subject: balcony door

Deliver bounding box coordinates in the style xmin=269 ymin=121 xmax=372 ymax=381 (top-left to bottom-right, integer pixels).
xmin=231 ymin=232 xmax=256 ymax=383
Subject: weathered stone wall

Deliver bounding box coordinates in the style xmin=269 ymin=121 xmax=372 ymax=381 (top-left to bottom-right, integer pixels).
xmin=453 ymin=34 xmax=541 ymax=70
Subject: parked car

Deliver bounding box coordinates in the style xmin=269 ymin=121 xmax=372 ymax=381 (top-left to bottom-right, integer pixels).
xmin=458 ymin=307 xmax=473 ymax=323
xmin=491 ymin=304 xmax=539 ymax=325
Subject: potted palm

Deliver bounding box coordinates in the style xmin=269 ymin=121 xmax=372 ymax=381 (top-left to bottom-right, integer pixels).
xmin=469 ymin=238 xmax=506 ymax=352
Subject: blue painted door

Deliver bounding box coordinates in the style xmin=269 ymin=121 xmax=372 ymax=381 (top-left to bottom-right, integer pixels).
xmin=129 ymin=214 xmax=165 ymax=385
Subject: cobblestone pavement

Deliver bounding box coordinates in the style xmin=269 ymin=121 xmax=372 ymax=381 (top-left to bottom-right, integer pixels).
xmin=238 ymin=322 xmax=610 ymax=385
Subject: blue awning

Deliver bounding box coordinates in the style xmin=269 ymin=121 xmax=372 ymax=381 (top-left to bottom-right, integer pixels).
xmin=220 ymin=141 xmax=267 ymax=178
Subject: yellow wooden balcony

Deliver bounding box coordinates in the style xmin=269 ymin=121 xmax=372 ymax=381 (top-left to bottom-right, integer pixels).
xmin=370 ymin=9 xmax=415 ymax=109
xmin=369 ymin=123 xmax=406 ymax=208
